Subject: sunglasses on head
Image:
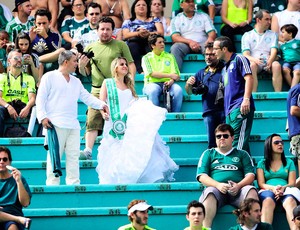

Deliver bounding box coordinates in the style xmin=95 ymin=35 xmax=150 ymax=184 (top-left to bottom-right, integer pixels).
xmin=0 ymin=157 xmax=8 ymax=162
xmin=216 ymin=134 xmax=230 ymax=139
xmin=273 ymin=140 xmax=284 ymax=145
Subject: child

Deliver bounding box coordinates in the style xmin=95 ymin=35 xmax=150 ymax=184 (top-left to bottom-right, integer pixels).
xmin=280 ymin=24 xmax=300 ymax=87
xmin=0 ymin=30 xmax=10 ymax=73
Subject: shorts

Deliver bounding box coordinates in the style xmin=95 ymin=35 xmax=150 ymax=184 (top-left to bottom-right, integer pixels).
xmin=0 ymin=221 xmax=25 ymax=230
xmin=290 ymin=135 xmax=300 ymax=160
xmin=199 ymin=185 xmax=257 ymax=208
xmin=259 ymin=189 xmax=298 ymax=204
xmin=86 ymin=93 xmax=104 ymax=133
xmin=282 ymin=62 xmax=300 ymax=72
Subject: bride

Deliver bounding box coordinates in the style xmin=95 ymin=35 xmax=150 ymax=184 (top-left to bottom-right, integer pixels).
xmin=96 ymin=57 xmax=178 ymax=184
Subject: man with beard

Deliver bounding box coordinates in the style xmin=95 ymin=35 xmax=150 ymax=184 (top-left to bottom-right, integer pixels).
xmin=229 ymin=198 xmax=273 ymax=230
xmin=118 ymin=199 xmax=155 ymax=230
xmin=185 ymin=42 xmax=225 ymax=148
xmin=78 ymin=16 xmax=135 ymax=160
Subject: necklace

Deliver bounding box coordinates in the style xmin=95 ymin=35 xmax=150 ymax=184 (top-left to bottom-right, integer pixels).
xmin=106 ymin=0 xmax=117 ymax=14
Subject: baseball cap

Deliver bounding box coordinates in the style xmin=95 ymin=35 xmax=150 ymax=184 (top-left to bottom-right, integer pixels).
xmin=293 ymin=205 xmax=300 ymax=220
xmin=127 ymin=202 xmax=153 ymax=216
xmin=13 ymin=0 xmax=29 ymax=12
xmin=180 ymin=0 xmax=195 ymax=3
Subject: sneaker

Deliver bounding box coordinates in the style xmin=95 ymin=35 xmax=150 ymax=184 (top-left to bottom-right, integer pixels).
xmin=79 ymin=150 xmax=92 ymax=160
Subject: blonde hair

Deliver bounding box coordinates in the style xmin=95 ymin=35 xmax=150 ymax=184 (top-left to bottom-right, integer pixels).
xmin=111 ymin=57 xmax=138 ymax=98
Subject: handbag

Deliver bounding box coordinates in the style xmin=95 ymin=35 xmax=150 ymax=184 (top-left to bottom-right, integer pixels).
xmin=215 ymin=81 xmax=224 ymax=106
xmin=4 ymin=122 xmax=31 ymax=138
xmin=9 ymin=99 xmax=27 ymax=115
xmin=163 ymin=85 xmax=172 ymax=112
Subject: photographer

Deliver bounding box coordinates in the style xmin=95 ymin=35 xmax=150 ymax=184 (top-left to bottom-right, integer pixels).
xmin=0 ymin=50 xmax=36 ymax=137
xmin=185 ymin=42 xmax=225 ymax=148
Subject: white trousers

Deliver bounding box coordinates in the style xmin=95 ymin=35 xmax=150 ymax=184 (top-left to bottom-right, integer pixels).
xmin=46 ymin=126 xmax=80 ymax=185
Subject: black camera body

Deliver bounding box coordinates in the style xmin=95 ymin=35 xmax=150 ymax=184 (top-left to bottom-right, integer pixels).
xmin=76 ymin=42 xmax=94 ymax=59
xmin=192 ymin=81 xmax=208 ymax=95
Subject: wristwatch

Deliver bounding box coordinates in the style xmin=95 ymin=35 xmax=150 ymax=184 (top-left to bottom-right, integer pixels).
xmin=4 ymin=104 xmax=10 ymax=109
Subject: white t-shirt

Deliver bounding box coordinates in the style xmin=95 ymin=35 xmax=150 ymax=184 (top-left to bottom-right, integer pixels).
xmin=170 ymin=12 xmax=216 ymax=45
xmin=274 ymin=10 xmax=300 ymax=39
xmin=241 ymin=29 xmax=279 ymax=58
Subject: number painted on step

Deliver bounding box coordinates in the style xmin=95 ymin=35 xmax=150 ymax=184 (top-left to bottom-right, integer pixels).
xmin=9 ymin=138 xmax=22 ymax=145
xmin=32 ymin=187 xmax=44 ymax=193
xmin=169 ymin=137 xmax=182 ymax=142
xmin=151 ymin=208 xmax=162 ymax=214
xmin=159 ymin=184 xmax=171 ymax=190
xmin=254 ymin=94 xmax=267 ymax=99
xmin=175 ymin=114 xmax=186 ymax=119
xmin=249 ymin=135 xmax=261 ymax=141
xmin=66 ymin=210 xmax=77 ymax=216
xmin=254 ymin=112 xmax=263 ymax=118
xmin=115 ymin=185 xmax=127 ymax=191
xmin=109 ymin=209 xmax=121 ymax=215
xmin=82 ymin=162 xmax=93 ymax=167
xmin=75 ymin=186 xmax=86 ymax=192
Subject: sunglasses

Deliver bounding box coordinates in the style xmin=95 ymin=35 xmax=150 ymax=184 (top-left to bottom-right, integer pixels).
xmin=216 ymin=134 xmax=230 ymax=139
xmin=13 ymin=56 xmax=22 ymax=61
xmin=119 ymin=63 xmax=128 ymax=66
xmin=89 ymin=13 xmax=100 ymax=16
xmin=295 ymin=216 xmax=300 ymax=221
xmin=0 ymin=157 xmax=8 ymax=162
xmin=273 ymin=140 xmax=284 ymax=145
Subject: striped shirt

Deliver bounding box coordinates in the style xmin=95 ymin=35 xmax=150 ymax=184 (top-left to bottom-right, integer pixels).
xmin=5 ymin=16 xmax=35 ymax=42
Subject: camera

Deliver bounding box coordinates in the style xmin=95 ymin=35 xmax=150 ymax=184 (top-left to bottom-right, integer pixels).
xmin=192 ymin=81 xmax=208 ymax=95
xmin=75 ymin=42 xmax=94 ymax=59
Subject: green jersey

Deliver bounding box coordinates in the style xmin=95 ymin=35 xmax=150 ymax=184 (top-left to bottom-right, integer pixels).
xmin=196 ymin=148 xmax=255 ymax=183
xmin=228 ymin=222 xmax=273 ymax=230
xmin=118 ymin=223 xmax=155 ymax=230
xmin=5 ymin=16 xmax=35 ymax=42
xmin=280 ymin=39 xmax=300 ymax=63
xmin=184 ymin=227 xmax=209 ymax=230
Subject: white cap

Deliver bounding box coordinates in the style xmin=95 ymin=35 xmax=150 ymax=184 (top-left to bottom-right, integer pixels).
xmin=127 ymin=202 xmax=153 ymax=216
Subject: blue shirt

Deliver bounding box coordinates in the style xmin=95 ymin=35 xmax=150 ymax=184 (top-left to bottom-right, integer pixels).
xmin=32 ymin=30 xmax=62 ymax=56
xmin=194 ymin=61 xmax=224 ymax=116
xmin=223 ymin=53 xmax=255 ymax=116
xmin=287 ymin=84 xmax=300 ymax=138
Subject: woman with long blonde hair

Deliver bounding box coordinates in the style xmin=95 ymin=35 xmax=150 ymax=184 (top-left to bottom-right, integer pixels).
xmin=96 ymin=57 xmax=178 ymax=184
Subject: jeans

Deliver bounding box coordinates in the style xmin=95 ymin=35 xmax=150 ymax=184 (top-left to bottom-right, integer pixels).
xmin=203 ymin=110 xmax=225 ymax=148
xmin=143 ymin=82 xmax=183 ymax=112
xmin=0 ymin=106 xmax=9 ymax=137
xmin=170 ymin=42 xmax=191 ymax=71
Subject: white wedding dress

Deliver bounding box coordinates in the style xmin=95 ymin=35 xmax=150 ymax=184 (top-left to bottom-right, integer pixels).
xmin=96 ymin=88 xmax=179 ymax=184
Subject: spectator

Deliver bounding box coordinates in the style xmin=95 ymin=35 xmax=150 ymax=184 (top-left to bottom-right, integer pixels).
xmin=280 ymin=24 xmax=300 ymax=88
xmin=96 ymin=57 xmax=178 ymax=184
xmin=6 ymin=0 xmax=34 ymax=43
xmin=95 ymin=0 xmax=130 ymax=40
xmin=220 ymin=0 xmax=253 ymax=52
xmin=254 ymin=0 xmax=287 ymax=15
xmin=30 ymin=9 xmax=63 ymax=77
xmin=256 ymin=133 xmax=298 ymax=230
xmin=197 ymin=123 xmax=258 ymax=229
xmin=78 ymin=16 xmax=136 ymax=160
xmin=184 ymin=200 xmax=208 ymax=230
xmin=185 ymin=42 xmax=225 ymax=148
xmin=241 ymin=9 xmax=282 ymax=92
xmin=72 ymin=2 xmax=102 ymax=48
xmin=0 ymin=31 xmax=10 ymax=73
xmin=170 ymin=0 xmax=216 ymax=71
xmin=151 ymin=0 xmax=171 ymax=36
xmin=293 ymin=206 xmax=300 ymax=230
xmin=142 ymin=34 xmax=183 ymax=112
xmin=15 ymin=32 xmax=40 ymax=84
xmin=0 ymin=50 xmax=36 ymax=137
xmin=0 ymin=3 xmax=13 ymax=31
xmin=61 ymin=0 xmax=89 ymax=48
xmin=213 ymin=36 xmax=254 ymax=153
xmin=271 ymin=0 xmax=300 ymax=42
xmin=229 ymin=198 xmax=273 ymax=230
xmin=172 ymin=0 xmax=215 ymax=21
xmin=287 ymin=82 xmax=300 ymax=197
xmin=118 ymin=199 xmax=155 ymax=230
xmin=122 ymin=0 xmax=163 ymax=73
xmin=0 ymin=146 xmax=32 ymax=230
xmin=36 ymin=50 xmax=108 ymax=185
xmin=30 ymin=0 xmax=59 ymax=30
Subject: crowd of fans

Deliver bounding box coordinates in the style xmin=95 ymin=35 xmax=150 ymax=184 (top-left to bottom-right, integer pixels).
xmin=0 ymin=0 xmax=299 ymax=229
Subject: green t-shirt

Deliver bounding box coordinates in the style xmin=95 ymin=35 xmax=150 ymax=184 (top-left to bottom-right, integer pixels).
xmin=85 ymin=39 xmax=133 ymax=94
xmin=118 ymin=223 xmax=155 ymax=230
xmin=0 ymin=72 xmax=36 ymax=103
xmin=142 ymin=51 xmax=180 ymax=84
xmin=257 ymin=158 xmax=296 ymax=186
xmin=280 ymin=39 xmax=300 ymax=63
xmin=5 ymin=16 xmax=35 ymax=42
xmin=228 ymin=222 xmax=273 ymax=230
xmin=184 ymin=227 xmax=209 ymax=230
xmin=196 ymin=148 xmax=255 ymax=183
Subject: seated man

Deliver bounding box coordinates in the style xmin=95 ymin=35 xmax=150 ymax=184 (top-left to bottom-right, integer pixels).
xmin=0 ymin=50 xmax=36 ymax=137
xmin=0 ymin=146 xmax=32 ymax=230
xmin=170 ymin=0 xmax=216 ymax=71
xmin=197 ymin=123 xmax=258 ymax=229
xmin=185 ymin=200 xmax=208 ymax=230
xmin=241 ymin=9 xmax=282 ymax=92
xmin=142 ymin=34 xmax=183 ymax=112
xmin=118 ymin=199 xmax=154 ymax=230
xmin=229 ymin=198 xmax=273 ymax=230
xmin=30 ymin=9 xmax=63 ymax=78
